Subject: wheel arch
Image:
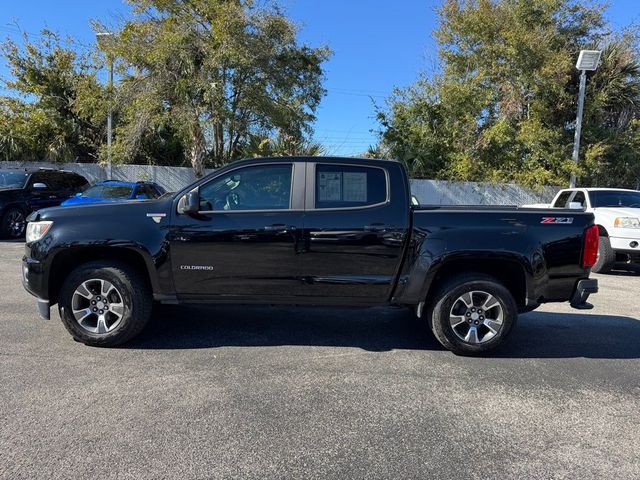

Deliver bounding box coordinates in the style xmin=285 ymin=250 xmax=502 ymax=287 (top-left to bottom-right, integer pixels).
xmin=1 ymin=202 xmax=29 ymax=217
xmin=426 ymin=256 xmax=528 ymax=310
xmin=48 ymin=246 xmax=157 ymax=304
xmin=597 ymin=224 xmax=608 ymax=237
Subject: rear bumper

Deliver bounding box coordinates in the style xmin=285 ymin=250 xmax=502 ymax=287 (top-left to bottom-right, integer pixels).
xmin=570 ymin=279 xmax=598 ymax=310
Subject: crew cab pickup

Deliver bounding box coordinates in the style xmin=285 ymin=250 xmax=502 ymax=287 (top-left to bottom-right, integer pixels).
xmin=22 ymin=157 xmax=599 ymax=355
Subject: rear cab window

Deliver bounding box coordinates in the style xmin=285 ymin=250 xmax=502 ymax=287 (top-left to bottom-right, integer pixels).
xmin=553 ymin=191 xmax=572 ymax=208
xmin=314 ymin=164 xmax=387 ymax=209
xmin=572 ymin=191 xmax=586 ymax=208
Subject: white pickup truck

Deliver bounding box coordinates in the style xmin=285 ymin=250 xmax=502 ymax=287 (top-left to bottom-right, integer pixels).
xmin=537 ymin=188 xmax=640 ymax=273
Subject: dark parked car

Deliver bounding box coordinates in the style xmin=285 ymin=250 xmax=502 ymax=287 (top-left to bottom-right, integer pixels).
xmin=0 ymin=168 xmax=88 ymax=239
xmin=61 ymin=180 xmax=166 ymax=207
xmin=22 ymin=157 xmax=598 ymax=355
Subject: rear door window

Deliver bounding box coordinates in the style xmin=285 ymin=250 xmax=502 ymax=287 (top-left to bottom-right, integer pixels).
xmin=314 ymin=164 xmax=387 ymax=209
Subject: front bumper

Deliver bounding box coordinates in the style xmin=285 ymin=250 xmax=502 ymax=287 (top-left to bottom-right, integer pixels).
xmin=610 ymin=235 xmax=640 ymax=253
xmin=569 ymin=278 xmax=598 ymax=310
xmin=22 ymin=255 xmax=51 ymax=320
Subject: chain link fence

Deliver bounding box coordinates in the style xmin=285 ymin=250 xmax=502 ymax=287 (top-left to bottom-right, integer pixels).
xmin=1 ymin=160 xmax=560 ymax=205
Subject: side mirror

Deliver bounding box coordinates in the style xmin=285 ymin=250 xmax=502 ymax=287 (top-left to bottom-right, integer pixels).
xmin=568 ymin=202 xmax=584 ymax=209
xmin=178 ymin=188 xmax=200 ymax=214
xmin=75 ymin=192 xmax=82 ymax=197
xmin=32 ymin=183 xmax=47 ymax=190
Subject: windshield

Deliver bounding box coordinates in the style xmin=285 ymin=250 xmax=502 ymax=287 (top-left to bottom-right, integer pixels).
xmin=82 ymin=184 xmax=133 ymax=199
xmin=0 ymin=171 xmax=28 ymax=189
xmin=590 ymin=190 xmax=640 ymax=208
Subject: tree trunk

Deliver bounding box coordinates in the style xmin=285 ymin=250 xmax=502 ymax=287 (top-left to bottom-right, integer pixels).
xmin=190 ymin=123 xmax=207 ymax=177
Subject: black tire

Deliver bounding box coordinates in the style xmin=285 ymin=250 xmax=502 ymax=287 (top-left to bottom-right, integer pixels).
xmin=426 ymin=273 xmax=517 ymax=356
xmin=58 ymin=261 xmax=152 ymax=347
xmin=1 ymin=206 xmax=27 ymax=239
xmin=592 ymin=235 xmax=615 ymax=274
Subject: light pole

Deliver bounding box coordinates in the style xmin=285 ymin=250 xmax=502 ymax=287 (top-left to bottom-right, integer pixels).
xmin=96 ymin=32 xmax=115 ymax=179
xmin=570 ymin=49 xmax=601 ymax=188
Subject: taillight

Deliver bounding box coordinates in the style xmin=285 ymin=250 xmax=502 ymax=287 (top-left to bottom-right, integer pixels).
xmin=582 ymin=225 xmax=599 ymax=268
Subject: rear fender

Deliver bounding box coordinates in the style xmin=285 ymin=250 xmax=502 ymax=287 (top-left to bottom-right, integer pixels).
xmin=395 ymin=240 xmax=533 ymax=310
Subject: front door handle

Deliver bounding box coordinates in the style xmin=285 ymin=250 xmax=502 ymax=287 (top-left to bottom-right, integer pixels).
xmin=364 ymin=223 xmax=390 ymax=233
xmin=264 ymin=224 xmax=295 ymax=232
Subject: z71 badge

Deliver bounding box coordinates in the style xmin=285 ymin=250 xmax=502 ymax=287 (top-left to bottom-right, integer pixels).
xmin=541 ymin=217 xmax=574 ymax=224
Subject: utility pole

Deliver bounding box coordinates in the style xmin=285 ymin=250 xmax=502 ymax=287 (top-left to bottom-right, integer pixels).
xmin=96 ymin=32 xmax=115 ymax=179
xmin=107 ymin=54 xmax=113 ymax=179
xmin=569 ymin=70 xmax=587 ymax=189
xmin=570 ymin=50 xmax=601 ymax=188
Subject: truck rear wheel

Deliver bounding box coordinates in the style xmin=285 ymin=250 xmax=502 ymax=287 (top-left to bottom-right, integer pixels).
xmin=426 ymin=274 xmax=517 ymax=356
xmin=58 ymin=261 xmax=152 ymax=347
xmin=592 ymin=236 xmax=615 ymax=273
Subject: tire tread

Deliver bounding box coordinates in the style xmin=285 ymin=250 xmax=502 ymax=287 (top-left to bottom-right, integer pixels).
xmin=58 ymin=260 xmax=152 ymax=347
xmin=426 ymin=273 xmax=517 ymax=356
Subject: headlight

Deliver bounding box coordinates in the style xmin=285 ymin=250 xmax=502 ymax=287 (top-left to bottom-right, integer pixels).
xmin=614 ymin=217 xmax=640 ymax=228
xmin=26 ymin=221 xmax=53 ymax=243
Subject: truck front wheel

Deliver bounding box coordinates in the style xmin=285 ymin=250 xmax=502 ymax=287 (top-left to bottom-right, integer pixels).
xmin=427 ymin=274 xmax=517 ymax=356
xmin=58 ymin=261 xmax=152 ymax=347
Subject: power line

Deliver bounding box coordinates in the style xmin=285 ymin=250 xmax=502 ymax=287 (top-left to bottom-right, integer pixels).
xmin=326 ymin=89 xmax=387 ymax=99
xmin=326 ymin=86 xmax=390 ymax=97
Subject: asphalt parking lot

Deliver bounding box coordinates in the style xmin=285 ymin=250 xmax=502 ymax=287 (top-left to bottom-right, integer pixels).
xmin=1 ymin=240 xmax=639 ymax=479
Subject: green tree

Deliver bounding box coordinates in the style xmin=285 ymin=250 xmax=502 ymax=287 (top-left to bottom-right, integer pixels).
xmin=100 ymin=0 xmax=330 ymax=176
xmin=378 ymin=0 xmax=640 ymax=188
xmin=0 ymin=30 xmax=108 ymax=162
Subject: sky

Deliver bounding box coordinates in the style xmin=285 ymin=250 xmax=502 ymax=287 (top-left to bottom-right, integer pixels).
xmin=1 ymin=0 xmax=639 ymax=156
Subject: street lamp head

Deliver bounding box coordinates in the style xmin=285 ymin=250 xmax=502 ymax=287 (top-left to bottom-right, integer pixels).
xmin=96 ymin=32 xmax=115 ymax=48
xmin=576 ymin=50 xmax=601 ymax=71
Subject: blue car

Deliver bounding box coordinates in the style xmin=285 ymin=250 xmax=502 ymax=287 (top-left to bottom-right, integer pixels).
xmin=61 ymin=180 xmax=166 ymax=207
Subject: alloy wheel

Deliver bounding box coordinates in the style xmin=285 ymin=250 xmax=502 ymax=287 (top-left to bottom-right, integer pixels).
xmin=71 ymin=279 xmax=125 ymax=334
xmin=449 ymin=290 xmax=504 ymax=344
xmin=6 ymin=210 xmax=25 ymax=238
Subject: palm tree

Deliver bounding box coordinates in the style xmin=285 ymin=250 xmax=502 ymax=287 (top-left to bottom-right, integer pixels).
xmin=241 ymin=134 xmax=325 ymax=158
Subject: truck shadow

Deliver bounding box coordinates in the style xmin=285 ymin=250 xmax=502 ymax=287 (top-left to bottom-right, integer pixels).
xmin=607 ymin=263 xmax=640 ymax=276
xmin=128 ymin=304 xmax=640 ymax=359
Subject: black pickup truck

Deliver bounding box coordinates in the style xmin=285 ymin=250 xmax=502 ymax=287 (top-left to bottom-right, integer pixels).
xmin=22 ymin=157 xmax=599 ymax=355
